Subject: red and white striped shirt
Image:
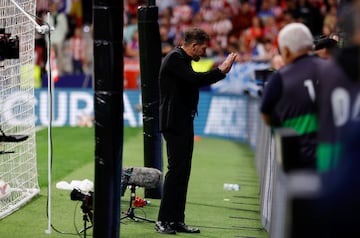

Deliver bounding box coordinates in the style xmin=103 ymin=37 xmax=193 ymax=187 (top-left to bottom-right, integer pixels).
xmin=69 ymin=36 xmax=83 ymax=61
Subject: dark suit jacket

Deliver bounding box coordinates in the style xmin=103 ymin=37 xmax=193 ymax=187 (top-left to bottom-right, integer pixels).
xmin=159 ymin=47 xmax=225 ymax=134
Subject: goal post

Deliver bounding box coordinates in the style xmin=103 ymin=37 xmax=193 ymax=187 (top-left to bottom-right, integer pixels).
xmin=0 ymin=0 xmax=39 ymax=219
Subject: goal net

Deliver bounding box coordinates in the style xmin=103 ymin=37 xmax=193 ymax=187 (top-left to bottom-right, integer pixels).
xmin=0 ymin=0 xmax=39 ymax=219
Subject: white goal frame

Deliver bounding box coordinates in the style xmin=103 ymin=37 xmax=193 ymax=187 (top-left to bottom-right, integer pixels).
xmin=0 ymin=0 xmax=40 ymax=219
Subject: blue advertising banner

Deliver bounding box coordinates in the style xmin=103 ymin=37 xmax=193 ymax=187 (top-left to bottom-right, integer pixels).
xmin=32 ymin=89 xmax=257 ymax=142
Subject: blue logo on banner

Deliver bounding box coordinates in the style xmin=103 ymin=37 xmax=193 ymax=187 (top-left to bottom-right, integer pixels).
xmin=32 ymin=89 xmax=255 ymax=141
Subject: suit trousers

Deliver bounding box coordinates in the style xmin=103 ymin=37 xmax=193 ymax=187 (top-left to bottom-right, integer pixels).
xmin=158 ymin=123 xmax=194 ymax=222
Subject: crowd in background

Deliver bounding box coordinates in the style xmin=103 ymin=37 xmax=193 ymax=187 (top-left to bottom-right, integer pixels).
xmin=126 ymin=0 xmax=338 ymax=60
xmin=35 ymin=0 xmax=93 ymax=81
xmin=34 ymin=0 xmax=341 ymax=87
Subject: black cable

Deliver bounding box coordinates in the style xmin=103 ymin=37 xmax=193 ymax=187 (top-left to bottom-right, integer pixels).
xmin=73 ymin=202 xmax=92 ymax=238
xmin=73 ymin=202 xmax=82 ymax=238
xmin=135 ymin=207 xmax=148 ymax=220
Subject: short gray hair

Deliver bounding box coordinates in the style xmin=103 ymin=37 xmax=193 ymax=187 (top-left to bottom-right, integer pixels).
xmin=278 ymin=23 xmax=314 ymax=54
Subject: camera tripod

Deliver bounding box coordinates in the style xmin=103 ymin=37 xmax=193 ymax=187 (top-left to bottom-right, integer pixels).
xmin=79 ymin=201 xmax=93 ymax=238
xmin=120 ymin=184 xmax=154 ymax=223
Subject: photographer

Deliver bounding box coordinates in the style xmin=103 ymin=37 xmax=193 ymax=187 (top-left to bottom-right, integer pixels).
xmin=260 ymin=23 xmax=328 ymax=170
xmin=315 ymin=4 xmax=360 ymax=172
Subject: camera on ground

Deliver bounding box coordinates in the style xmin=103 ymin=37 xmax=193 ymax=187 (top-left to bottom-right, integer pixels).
xmin=0 ymin=28 xmax=20 ymax=61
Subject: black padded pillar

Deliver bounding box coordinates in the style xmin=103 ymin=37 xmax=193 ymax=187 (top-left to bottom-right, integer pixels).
xmin=137 ymin=3 xmax=163 ymax=199
xmin=93 ymin=0 xmax=124 ymax=237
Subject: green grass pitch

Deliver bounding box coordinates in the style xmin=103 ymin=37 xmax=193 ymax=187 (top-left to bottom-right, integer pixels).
xmin=0 ymin=126 xmax=268 ymax=238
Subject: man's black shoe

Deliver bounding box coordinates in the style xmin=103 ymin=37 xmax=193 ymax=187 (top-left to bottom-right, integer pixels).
xmin=170 ymin=222 xmax=200 ymax=233
xmin=155 ymin=221 xmax=176 ymax=234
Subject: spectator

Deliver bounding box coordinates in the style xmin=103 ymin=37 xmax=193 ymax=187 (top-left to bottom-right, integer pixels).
xmin=68 ymin=0 xmax=83 ymax=27
xmin=268 ymin=0 xmax=284 ymax=21
xmin=68 ymin=26 xmax=85 ymax=75
xmin=125 ymin=0 xmax=145 ymax=20
xmin=208 ymin=40 xmax=227 ymax=64
xmin=252 ymin=37 xmax=279 ymax=62
xmin=82 ymin=24 xmax=93 ymax=76
xmin=257 ymin=0 xmax=276 ymax=24
xmin=263 ymin=15 xmax=279 ymax=44
xmin=270 ymin=54 xmax=284 ymax=70
xmin=207 ymin=0 xmax=233 ymax=15
xmin=192 ymin=12 xmax=212 ymax=36
xmin=211 ymin=10 xmax=233 ymax=49
xmin=159 ymin=5 xmax=174 ymax=20
xmin=242 ymin=16 xmax=264 ymax=50
xmin=45 ymin=0 xmax=69 ymax=75
xmin=124 ymin=29 xmax=139 ymax=58
xmin=282 ymin=0 xmax=299 ymax=21
xmin=315 ymin=4 xmax=360 ymax=172
xmin=170 ymin=0 xmax=194 ymax=44
xmin=124 ymin=13 xmax=138 ymax=45
xmin=160 ymin=24 xmax=175 ymax=56
xmin=157 ymin=0 xmax=177 ymax=12
xmin=35 ymin=9 xmax=48 ymax=76
xmin=323 ymin=6 xmax=338 ymax=33
xmin=278 ymin=10 xmax=296 ymax=29
xmin=260 ymin=23 xmax=327 ymax=171
xmin=171 ymin=0 xmax=193 ymax=26
xmin=36 ymin=0 xmax=48 ymax=13
xmin=251 ymin=37 xmax=267 ymax=61
xmin=321 ymin=24 xmax=333 ymax=37
xmin=297 ymin=0 xmax=324 ymax=36
xmin=159 ymin=16 xmax=177 ymax=44
xmin=230 ymin=1 xmax=255 ymax=39
xmin=199 ymin=0 xmax=216 ymax=23
xmin=300 ymin=6 xmax=360 ymax=237
xmin=187 ymin=0 xmax=201 ymax=16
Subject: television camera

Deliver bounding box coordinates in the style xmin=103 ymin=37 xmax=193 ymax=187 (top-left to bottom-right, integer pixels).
xmin=70 ymin=188 xmax=94 ymax=237
xmin=0 ymin=28 xmax=19 ymax=61
xmin=71 ymin=188 xmax=93 ymax=216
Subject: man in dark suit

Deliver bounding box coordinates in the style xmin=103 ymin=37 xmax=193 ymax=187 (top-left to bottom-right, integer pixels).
xmin=155 ymin=27 xmax=236 ymax=234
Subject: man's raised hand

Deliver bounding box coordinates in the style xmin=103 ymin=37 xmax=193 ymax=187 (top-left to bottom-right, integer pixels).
xmin=218 ymin=52 xmax=237 ymax=74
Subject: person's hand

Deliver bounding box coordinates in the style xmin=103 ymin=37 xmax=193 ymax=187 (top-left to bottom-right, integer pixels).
xmin=218 ymin=52 xmax=237 ymax=74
